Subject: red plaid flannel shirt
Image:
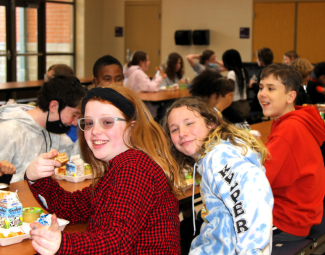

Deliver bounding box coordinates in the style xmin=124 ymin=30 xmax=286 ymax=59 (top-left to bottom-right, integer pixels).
xmin=28 ymin=149 xmax=181 ymax=254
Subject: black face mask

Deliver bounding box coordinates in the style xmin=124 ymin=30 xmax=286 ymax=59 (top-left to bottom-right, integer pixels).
xmin=46 ymin=111 xmax=71 ymax=134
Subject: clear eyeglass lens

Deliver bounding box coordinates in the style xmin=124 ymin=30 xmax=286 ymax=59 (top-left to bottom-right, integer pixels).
xmin=99 ymin=117 xmax=114 ymax=129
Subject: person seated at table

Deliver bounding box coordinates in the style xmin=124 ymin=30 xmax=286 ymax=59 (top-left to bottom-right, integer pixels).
xmin=258 ymin=63 xmax=325 ymax=242
xmin=123 ymin=50 xmax=165 ymax=92
xmin=248 ymin=47 xmax=274 ymax=113
xmin=190 ymin=69 xmax=250 ymax=130
xmin=222 ymin=49 xmax=250 ymax=119
xmin=0 ymin=161 xmax=16 ymax=185
xmin=291 ymin=58 xmax=313 ymax=106
xmin=283 ymin=50 xmax=299 ymax=66
xmin=46 ymin=64 xmax=81 ymax=143
xmin=307 ymin=62 xmax=325 ymax=104
xmin=26 ymin=85 xmax=182 ymax=254
xmin=0 ymin=75 xmax=86 ymax=183
xmin=46 ymin=64 xmax=74 ymax=80
xmin=93 ymin=55 xmax=124 ymax=87
xmin=163 ymin=97 xmax=273 ymax=255
xmin=186 ymin=49 xmax=226 ymax=76
xmin=160 ymin=52 xmax=187 ymax=88
xmin=124 ymin=50 xmax=166 ymax=118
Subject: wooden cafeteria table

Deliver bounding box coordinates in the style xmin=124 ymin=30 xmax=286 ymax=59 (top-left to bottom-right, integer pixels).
xmin=0 ymin=77 xmax=93 ymax=101
xmin=250 ymin=120 xmax=272 ymax=144
xmin=136 ymin=88 xmax=191 ymax=102
xmin=2 ymin=178 xmax=199 ymax=254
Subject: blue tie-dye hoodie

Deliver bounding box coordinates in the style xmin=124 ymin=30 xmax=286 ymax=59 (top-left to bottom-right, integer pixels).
xmin=190 ymin=139 xmax=274 ymax=255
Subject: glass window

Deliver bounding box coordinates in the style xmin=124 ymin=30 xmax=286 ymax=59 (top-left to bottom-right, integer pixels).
xmin=16 ymin=55 xmax=38 ymax=81
xmin=46 ymin=3 xmax=73 ymax=53
xmin=46 ymin=55 xmax=74 ymax=72
xmin=16 ymin=7 xmax=38 ymax=53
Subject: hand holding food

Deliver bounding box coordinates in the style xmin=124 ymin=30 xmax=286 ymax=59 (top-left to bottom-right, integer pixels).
xmin=0 ymin=160 xmax=16 ymax=177
xmin=155 ymin=67 xmax=167 ymax=78
xmin=26 ymin=149 xmax=62 ymax=181
xmin=30 ymin=214 xmax=61 ymax=255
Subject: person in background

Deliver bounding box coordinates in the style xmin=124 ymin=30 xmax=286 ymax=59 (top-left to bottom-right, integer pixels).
xmin=123 ymin=50 xmax=164 ymax=92
xmin=190 ymin=69 xmax=250 ymax=130
xmin=222 ymin=49 xmax=250 ymax=119
xmin=124 ymin=50 xmax=165 ymax=118
xmin=161 ymin=52 xmax=187 ymax=88
xmin=163 ymin=97 xmax=273 ymax=255
xmin=46 ymin=64 xmax=79 ymax=142
xmin=307 ymin=62 xmax=325 ymax=104
xmin=187 ymin=49 xmax=226 ymax=76
xmin=93 ymin=55 xmax=124 ymax=87
xmin=258 ymin=64 xmax=325 ymax=242
xmin=249 ymin=47 xmax=274 ymax=113
xmin=0 ymin=75 xmax=86 ymax=183
xmin=291 ymin=58 xmax=313 ymax=105
xmin=46 ymin=64 xmax=74 ymax=80
xmin=26 ymin=85 xmax=182 ymax=254
xmin=283 ymin=50 xmax=299 ymax=66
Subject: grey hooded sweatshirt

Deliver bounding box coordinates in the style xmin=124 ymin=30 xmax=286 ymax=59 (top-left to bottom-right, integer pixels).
xmin=0 ymin=104 xmax=80 ymax=183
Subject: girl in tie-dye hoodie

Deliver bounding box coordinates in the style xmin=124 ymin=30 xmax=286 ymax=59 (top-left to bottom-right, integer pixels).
xmin=163 ymin=97 xmax=274 ymax=255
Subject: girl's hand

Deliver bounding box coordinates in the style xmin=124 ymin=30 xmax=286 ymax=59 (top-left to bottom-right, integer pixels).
xmin=30 ymin=214 xmax=62 ymax=255
xmin=0 ymin=160 xmax=16 ymax=176
xmin=26 ymin=149 xmax=61 ymax=181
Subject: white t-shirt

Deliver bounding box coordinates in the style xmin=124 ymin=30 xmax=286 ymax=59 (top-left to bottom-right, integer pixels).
xmin=227 ymin=70 xmax=247 ymax=101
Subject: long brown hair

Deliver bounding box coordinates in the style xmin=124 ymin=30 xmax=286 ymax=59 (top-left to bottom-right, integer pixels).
xmin=164 ymin=52 xmax=184 ymax=81
xmin=79 ymin=85 xmax=183 ymax=195
xmin=163 ymin=97 xmax=268 ymax=172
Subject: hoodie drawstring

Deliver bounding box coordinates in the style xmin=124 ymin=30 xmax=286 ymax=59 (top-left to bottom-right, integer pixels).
xmin=42 ymin=130 xmax=52 ymax=152
xmin=192 ymin=162 xmax=198 ymax=236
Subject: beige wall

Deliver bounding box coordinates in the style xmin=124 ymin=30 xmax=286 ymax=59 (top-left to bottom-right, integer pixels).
xmin=79 ymin=0 xmax=253 ymax=78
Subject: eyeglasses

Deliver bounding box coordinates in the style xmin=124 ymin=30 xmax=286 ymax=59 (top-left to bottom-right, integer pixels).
xmin=77 ymin=116 xmax=127 ymax=131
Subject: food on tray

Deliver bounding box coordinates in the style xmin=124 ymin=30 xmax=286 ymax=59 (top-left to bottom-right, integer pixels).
xmin=0 ymin=231 xmax=25 ymax=238
xmin=84 ymin=163 xmax=92 ymax=175
xmin=0 ymin=191 xmax=23 ymax=229
xmin=23 ymin=207 xmax=43 ymax=223
xmin=155 ymin=67 xmax=166 ymax=76
xmin=182 ymin=171 xmax=201 ymax=187
xmin=58 ymin=165 xmax=66 ymax=175
xmin=53 ymin=152 xmax=69 ymax=166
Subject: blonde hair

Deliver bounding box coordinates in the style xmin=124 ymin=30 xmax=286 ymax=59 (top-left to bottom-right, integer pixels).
xmin=79 ymin=85 xmax=183 ymax=195
xmin=163 ymin=97 xmax=268 ymax=172
xmin=291 ymin=58 xmax=314 ymax=85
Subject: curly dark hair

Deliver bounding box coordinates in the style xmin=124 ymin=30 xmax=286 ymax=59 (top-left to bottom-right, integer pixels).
xmin=190 ymin=69 xmax=233 ymax=98
xmin=37 ymin=75 xmax=86 ymax=112
xmin=164 ymin=52 xmax=184 ymax=81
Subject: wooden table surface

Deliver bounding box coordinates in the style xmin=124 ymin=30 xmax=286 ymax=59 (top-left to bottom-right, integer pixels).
xmin=136 ymin=88 xmax=191 ymax=102
xmin=1 ymin=178 xmax=199 ymax=253
xmin=250 ymin=120 xmax=272 ymax=144
xmin=0 ymin=77 xmax=93 ymax=91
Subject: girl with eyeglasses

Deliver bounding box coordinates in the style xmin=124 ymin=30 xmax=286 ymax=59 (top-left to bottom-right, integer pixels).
xmin=25 ymin=85 xmax=183 ymax=254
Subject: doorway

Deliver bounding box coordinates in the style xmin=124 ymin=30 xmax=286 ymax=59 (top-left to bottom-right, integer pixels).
xmin=125 ymin=1 xmax=161 ymax=77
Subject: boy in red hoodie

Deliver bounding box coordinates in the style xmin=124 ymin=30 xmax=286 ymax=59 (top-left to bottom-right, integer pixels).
xmin=258 ymin=63 xmax=325 ymax=242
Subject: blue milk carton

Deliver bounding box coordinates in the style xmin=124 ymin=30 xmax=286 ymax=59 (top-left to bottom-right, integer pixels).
xmin=0 ymin=191 xmax=23 ymax=229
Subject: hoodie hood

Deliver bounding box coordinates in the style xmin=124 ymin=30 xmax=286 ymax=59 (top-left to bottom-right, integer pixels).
xmin=123 ymin=65 xmax=142 ymax=78
xmin=273 ymin=106 xmax=325 ymax=147
xmin=0 ymin=104 xmax=45 ymax=133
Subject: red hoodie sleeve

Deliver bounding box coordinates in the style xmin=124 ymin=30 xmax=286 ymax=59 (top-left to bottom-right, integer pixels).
xmin=264 ymin=135 xmax=300 ymax=187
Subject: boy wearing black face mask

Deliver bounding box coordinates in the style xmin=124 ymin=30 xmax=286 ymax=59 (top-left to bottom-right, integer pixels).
xmin=0 ymin=75 xmax=86 ymax=184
